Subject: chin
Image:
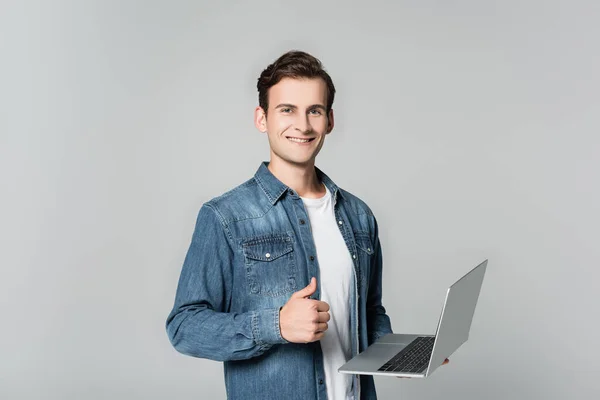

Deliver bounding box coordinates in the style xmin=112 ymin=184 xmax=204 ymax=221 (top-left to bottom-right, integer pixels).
xmin=281 ymin=156 xmax=315 ymax=167
xmin=272 ymin=149 xmax=320 ymax=167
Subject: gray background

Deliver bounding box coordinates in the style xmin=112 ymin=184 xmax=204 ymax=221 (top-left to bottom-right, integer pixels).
xmin=1 ymin=1 xmax=598 ymax=399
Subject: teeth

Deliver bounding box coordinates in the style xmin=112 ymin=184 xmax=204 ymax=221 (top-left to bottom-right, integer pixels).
xmin=288 ymin=137 xmax=311 ymax=143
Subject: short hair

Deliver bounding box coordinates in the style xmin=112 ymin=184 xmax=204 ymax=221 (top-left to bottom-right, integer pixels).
xmin=257 ymin=50 xmax=336 ymax=115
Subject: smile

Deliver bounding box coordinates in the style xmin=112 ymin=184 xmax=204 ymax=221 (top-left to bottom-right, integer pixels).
xmin=286 ymin=137 xmax=315 ymax=143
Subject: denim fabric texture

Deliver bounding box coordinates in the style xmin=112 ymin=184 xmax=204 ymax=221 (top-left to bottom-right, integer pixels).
xmin=166 ymin=161 xmax=393 ymax=399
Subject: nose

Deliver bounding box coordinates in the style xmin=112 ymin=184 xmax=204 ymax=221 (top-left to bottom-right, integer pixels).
xmin=294 ymin=114 xmax=312 ymax=134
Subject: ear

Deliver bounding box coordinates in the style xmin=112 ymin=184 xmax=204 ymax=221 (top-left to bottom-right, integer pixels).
xmin=254 ymin=106 xmax=267 ymax=133
xmin=326 ymin=108 xmax=335 ymax=134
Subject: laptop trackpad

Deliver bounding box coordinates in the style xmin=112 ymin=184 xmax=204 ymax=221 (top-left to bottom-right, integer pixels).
xmin=339 ymin=343 xmax=405 ymax=371
xmin=339 ymin=334 xmax=433 ymax=372
xmin=376 ymin=333 xmax=426 ymax=345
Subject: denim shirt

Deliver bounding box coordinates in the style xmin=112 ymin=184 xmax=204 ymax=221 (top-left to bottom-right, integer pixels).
xmin=166 ymin=162 xmax=393 ymax=399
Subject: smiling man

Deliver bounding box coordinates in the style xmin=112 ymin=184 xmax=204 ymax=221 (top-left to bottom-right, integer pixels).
xmin=166 ymin=50 xmax=393 ymax=400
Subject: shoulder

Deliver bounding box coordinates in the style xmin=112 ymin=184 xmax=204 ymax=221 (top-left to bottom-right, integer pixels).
xmin=338 ymin=188 xmax=375 ymax=217
xmin=337 ymin=187 xmax=382 ymax=241
xmin=202 ymin=177 xmax=271 ymax=225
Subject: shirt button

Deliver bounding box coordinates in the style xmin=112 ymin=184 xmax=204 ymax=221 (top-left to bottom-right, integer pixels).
xmin=338 ymin=220 xmax=343 ymax=225
xmin=265 ymin=253 xmax=271 ymax=258
xmin=319 ymin=379 xmax=324 ymax=385
xmin=288 ymin=189 xmax=295 ymax=196
xmin=309 ymin=255 xmax=315 ymax=261
xmin=353 ymin=254 xmax=356 ymax=259
xmin=299 ymin=219 xmax=306 ymax=225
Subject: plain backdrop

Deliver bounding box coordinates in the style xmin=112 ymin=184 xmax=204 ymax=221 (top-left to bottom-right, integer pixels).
xmin=1 ymin=1 xmax=599 ymax=399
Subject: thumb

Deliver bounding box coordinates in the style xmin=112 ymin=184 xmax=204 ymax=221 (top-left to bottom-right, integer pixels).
xmin=292 ymin=277 xmax=317 ymax=299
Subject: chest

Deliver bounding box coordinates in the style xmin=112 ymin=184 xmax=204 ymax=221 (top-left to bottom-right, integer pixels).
xmin=227 ymin=200 xmax=375 ymax=310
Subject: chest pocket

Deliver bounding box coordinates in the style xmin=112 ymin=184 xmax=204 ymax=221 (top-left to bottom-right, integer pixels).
xmin=353 ymin=231 xmax=374 ymax=286
xmin=243 ymin=235 xmax=297 ymax=297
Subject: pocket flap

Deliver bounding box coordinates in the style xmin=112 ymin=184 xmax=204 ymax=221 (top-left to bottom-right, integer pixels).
xmin=243 ymin=237 xmax=293 ymax=261
xmin=354 ymin=232 xmax=374 ymax=255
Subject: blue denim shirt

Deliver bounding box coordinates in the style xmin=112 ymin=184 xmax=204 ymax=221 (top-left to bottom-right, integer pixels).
xmin=166 ymin=162 xmax=393 ymax=399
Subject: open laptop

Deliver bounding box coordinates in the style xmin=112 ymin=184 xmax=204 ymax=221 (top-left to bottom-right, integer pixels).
xmin=338 ymin=259 xmax=488 ymax=378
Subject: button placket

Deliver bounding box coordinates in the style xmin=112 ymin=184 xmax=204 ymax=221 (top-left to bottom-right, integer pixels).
xmin=295 ymin=199 xmax=319 ymax=299
xmin=333 ymin=207 xmax=361 ymax=361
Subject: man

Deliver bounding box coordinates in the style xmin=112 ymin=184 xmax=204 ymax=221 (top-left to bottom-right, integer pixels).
xmin=166 ymin=50 xmax=393 ymax=399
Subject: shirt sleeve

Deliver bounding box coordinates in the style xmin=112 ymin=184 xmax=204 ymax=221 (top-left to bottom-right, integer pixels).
xmin=165 ymin=203 xmax=288 ymax=362
xmin=366 ymin=214 xmax=393 ymax=345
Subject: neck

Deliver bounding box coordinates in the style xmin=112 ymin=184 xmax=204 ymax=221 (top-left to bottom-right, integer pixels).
xmin=267 ymin=157 xmax=325 ymax=199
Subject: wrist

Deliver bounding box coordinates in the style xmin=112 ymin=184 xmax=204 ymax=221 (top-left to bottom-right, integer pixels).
xmin=278 ymin=306 xmax=289 ymax=342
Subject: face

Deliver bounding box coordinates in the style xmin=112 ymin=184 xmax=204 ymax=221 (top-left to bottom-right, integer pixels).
xmin=255 ymin=77 xmax=334 ymax=167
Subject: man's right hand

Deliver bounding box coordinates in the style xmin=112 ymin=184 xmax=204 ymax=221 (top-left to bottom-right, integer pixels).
xmin=279 ymin=277 xmax=330 ymax=343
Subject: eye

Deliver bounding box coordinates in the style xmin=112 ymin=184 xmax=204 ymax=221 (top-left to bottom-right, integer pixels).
xmin=309 ymin=109 xmax=322 ymax=115
xmin=281 ymin=108 xmax=292 ymax=113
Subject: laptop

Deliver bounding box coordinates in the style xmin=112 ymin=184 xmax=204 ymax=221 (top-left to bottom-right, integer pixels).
xmin=338 ymin=259 xmax=488 ymax=378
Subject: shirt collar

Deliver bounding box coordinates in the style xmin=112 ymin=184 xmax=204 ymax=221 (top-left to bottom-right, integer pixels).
xmin=254 ymin=161 xmax=343 ymax=206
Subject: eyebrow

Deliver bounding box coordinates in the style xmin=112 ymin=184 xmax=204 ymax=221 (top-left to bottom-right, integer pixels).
xmin=274 ymin=103 xmax=327 ymax=111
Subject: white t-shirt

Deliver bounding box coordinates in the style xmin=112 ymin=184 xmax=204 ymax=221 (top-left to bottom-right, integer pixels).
xmin=301 ymin=185 xmax=355 ymax=400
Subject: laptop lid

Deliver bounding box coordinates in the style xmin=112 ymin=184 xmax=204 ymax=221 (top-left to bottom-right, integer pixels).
xmin=425 ymin=259 xmax=488 ymax=376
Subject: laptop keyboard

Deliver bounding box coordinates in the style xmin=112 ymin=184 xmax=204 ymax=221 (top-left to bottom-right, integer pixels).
xmin=377 ymin=336 xmax=435 ymax=374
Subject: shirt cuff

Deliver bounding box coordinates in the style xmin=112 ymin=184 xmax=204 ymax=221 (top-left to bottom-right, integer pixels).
xmin=252 ymin=307 xmax=289 ymax=347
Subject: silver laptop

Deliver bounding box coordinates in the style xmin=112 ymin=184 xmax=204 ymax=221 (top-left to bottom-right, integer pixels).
xmin=338 ymin=259 xmax=488 ymax=378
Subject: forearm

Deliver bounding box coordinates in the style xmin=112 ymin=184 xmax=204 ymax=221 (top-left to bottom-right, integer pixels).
xmin=367 ymin=303 xmax=393 ymax=344
xmin=166 ymin=304 xmax=287 ymax=362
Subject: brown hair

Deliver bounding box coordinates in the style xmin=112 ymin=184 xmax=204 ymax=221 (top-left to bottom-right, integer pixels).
xmin=257 ymin=50 xmax=336 ymax=115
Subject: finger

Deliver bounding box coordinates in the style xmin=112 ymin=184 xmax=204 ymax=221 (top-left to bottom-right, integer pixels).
xmin=291 ymin=277 xmax=317 ymax=299
xmin=315 ymin=301 xmax=330 ymax=312
xmin=314 ymin=322 xmax=328 ymax=332
xmin=317 ymin=311 xmax=331 ymax=323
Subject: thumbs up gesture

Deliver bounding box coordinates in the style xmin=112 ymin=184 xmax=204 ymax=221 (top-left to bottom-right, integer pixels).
xmin=279 ymin=277 xmax=331 ymax=343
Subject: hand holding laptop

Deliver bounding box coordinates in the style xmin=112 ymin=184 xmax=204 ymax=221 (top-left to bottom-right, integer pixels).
xmin=338 ymin=260 xmax=488 ymax=379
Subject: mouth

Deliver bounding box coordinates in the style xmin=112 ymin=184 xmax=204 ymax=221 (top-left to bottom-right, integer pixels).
xmin=286 ymin=136 xmax=316 ymax=144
